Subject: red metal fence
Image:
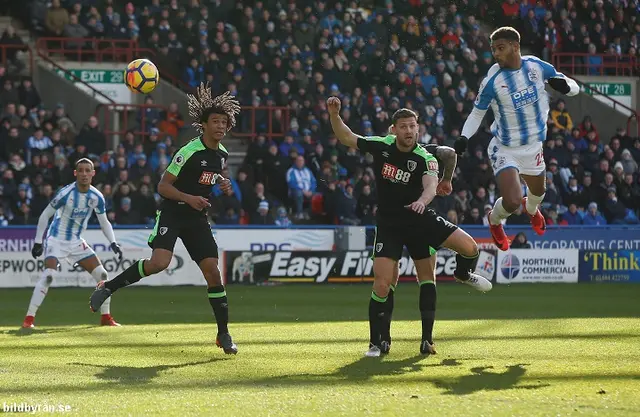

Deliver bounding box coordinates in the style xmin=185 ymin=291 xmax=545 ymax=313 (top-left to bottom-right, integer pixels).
xmin=552 ymin=53 xmax=639 ymax=77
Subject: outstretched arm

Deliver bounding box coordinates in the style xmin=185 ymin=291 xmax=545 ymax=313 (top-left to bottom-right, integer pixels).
xmin=327 ymin=97 xmax=361 ymax=149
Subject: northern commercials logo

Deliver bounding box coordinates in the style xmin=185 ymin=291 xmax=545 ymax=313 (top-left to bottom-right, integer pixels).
xmin=500 ymin=253 xmax=520 ymax=280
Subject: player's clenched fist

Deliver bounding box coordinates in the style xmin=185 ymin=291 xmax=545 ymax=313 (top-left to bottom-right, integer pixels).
xmin=219 ymin=177 xmax=233 ymax=195
xmin=327 ymin=96 xmax=341 ymax=115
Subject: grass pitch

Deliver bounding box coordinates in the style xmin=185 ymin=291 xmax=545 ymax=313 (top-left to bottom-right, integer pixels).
xmin=0 ymin=284 xmax=639 ymax=416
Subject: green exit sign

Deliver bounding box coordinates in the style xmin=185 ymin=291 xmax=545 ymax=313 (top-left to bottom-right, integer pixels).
xmin=583 ymin=83 xmax=631 ymax=96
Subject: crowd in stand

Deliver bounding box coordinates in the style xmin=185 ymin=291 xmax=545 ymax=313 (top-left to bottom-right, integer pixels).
xmin=0 ymin=0 xmax=639 ymax=228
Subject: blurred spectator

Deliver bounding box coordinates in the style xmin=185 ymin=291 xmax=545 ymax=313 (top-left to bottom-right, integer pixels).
xmin=511 ymin=232 xmax=532 ymax=249
xmin=158 ymin=102 xmax=184 ymax=138
xmin=286 ymin=155 xmax=316 ymax=220
xmin=550 ymin=100 xmax=573 ymax=134
xmin=251 ymin=200 xmax=274 ymax=225
xmin=583 ymin=202 xmax=607 ymax=225
xmin=45 ymin=0 xmax=69 ymax=37
xmin=563 ymin=204 xmax=583 ymax=225
xmin=274 ymin=206 xmax=292 ymax=227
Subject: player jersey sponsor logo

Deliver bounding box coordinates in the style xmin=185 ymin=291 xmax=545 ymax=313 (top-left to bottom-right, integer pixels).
xmin=71 ymin=207 xmax=90 ymax=218
xmin=381 ymin=163 xmax=411 ymax=184
xmin=510 ymin=85 xmax=539 ymax=109
xmin=198 ymin=171 xmax=222 ymax=185
xmin=428 ymin=160 xmax=438 ymax=172
xmin=407 ymin=160 xmax=417 ymax=172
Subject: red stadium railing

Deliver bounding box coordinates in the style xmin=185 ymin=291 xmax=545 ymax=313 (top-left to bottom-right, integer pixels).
xmin=234 ymin=106 xmax=291 ymax=140
xmin=552 ymin=53 xmax=639 ymax=77
xmin=35 ymin=38 xmax=195 ymax=93
xmin=0 ymin=44 xmax=33 ymax=76
xmin=35 ymin=37 xmax=140 ymax=63
xmin=95 ymin=103 xmax=169 ymax=140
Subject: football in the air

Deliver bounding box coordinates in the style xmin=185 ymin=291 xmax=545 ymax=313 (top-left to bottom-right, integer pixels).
xmin=124 ymin=58 xmax=159 ymax=94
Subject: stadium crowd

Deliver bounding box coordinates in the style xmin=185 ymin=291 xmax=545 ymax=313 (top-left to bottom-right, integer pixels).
xmin=1 ymin=0 xmax=639 ymax=228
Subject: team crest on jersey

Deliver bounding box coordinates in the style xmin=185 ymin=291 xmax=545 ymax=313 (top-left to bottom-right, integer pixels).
xmin=496 ymin=156 xmax=507 ymax=168
xmin=160 ymin=227 xmax=168 ymax=235
xmin=528 ymin=70 xmax=539 ymax=83
xmin=376 ymin=243 xmax=383 ymax=253
xmin=87 ymin=198 xmax=97 ymax=208
xmin=407 ymin=160 xmax=417 ymax=172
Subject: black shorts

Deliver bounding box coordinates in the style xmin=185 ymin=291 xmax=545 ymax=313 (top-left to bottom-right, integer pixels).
xmin=373 ymin=209 xmax=458 ymax=261
xmin=147 ymin=210 xmax=218 ymax=264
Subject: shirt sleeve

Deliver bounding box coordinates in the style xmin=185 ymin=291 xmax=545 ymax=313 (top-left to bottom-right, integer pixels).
xmin=424 ymin=156 xmax=439 ymax=177
xmin=422 ymin=144 xmax=439 ymax=156
xmin=166 ymin=149 xmax=189 ymax=176
xmin=474 ymin=76 xmax=495 ymax=111
xmin=95 ymin=194 xmax=106 ymax=215
xmin=357 ymin=136 xmax=386 ymax=153
xmin=50 ymin=187 xmax=70 ymax=209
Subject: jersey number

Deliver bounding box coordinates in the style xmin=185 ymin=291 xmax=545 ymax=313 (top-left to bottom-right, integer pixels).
xmin=535 ymin=151 xmax=543 ymax=167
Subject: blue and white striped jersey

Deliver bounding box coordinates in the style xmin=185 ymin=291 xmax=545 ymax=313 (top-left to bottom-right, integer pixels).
xmin=46 ymin=183 xmax=106 ymax=241
xmin=474 ymin=56 xmax=568 ymax=147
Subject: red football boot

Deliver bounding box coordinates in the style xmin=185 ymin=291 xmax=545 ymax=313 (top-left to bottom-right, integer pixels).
xmin=22 ymin=315 xmax=35 ymax=329
xmin=523 ymin=197 xmax=546 ymax=235
xmin=488 ymin=213 xmax=510 ymax=251
xmin=100 ymin=314 xmax=121 ymax=326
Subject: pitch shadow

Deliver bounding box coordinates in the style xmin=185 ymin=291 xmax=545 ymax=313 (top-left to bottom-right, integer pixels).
xmin=1 ymin=326 xmax=95 ymax=337
xmin=335 ymin=356 xmax=462 ymax=382
xmin=432 ymin=363 xmax=551 ymax=395
xmin=69 ymin=358 xmax=225 ymax=385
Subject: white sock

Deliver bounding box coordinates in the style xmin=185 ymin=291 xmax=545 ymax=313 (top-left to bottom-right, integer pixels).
xmin=489 ymin=198 xmax=513 ymax=225
xmin=525 ymin=188 xmax=545 ymax=216
xmin=26 ymin=269 xmax=56 ymax=317
xmin=91 ymin=265 xmax=111 ymax=315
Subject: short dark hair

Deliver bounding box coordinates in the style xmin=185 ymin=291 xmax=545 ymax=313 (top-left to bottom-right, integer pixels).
xmin=391 ymin=108 xmax=418 ymax=125
xmin=75 ymin=158 xmax=94 ymax=170
xmin=490 ymin=26 xmax=521 ymax=44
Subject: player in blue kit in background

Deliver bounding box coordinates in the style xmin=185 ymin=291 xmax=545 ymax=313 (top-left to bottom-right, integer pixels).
xmin=456 ymin=27 xmax=579 ymax=251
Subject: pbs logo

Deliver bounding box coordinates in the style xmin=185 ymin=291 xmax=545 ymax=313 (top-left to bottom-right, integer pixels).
xmin=500 ymin=254 xmax=520 ymax=280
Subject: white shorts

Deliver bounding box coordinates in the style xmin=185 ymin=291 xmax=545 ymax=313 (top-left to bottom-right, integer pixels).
xmin=44 ymin=237 xmax=97 ymax=265
xmin=488 ymin=137 xmax=546 ymax=177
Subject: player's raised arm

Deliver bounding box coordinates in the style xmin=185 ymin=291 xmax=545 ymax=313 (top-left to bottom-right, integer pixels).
xmin=535 ymin=57 xmax=580 ymax=97
xmin=327 ymin=96 xmax=362 ymax=149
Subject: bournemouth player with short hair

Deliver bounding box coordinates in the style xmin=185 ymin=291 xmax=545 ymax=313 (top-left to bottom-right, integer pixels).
xmin=328 ymin=97 xmax=492 ymax=357
xmin=89 ymin=84 xmax=239 ymax=354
